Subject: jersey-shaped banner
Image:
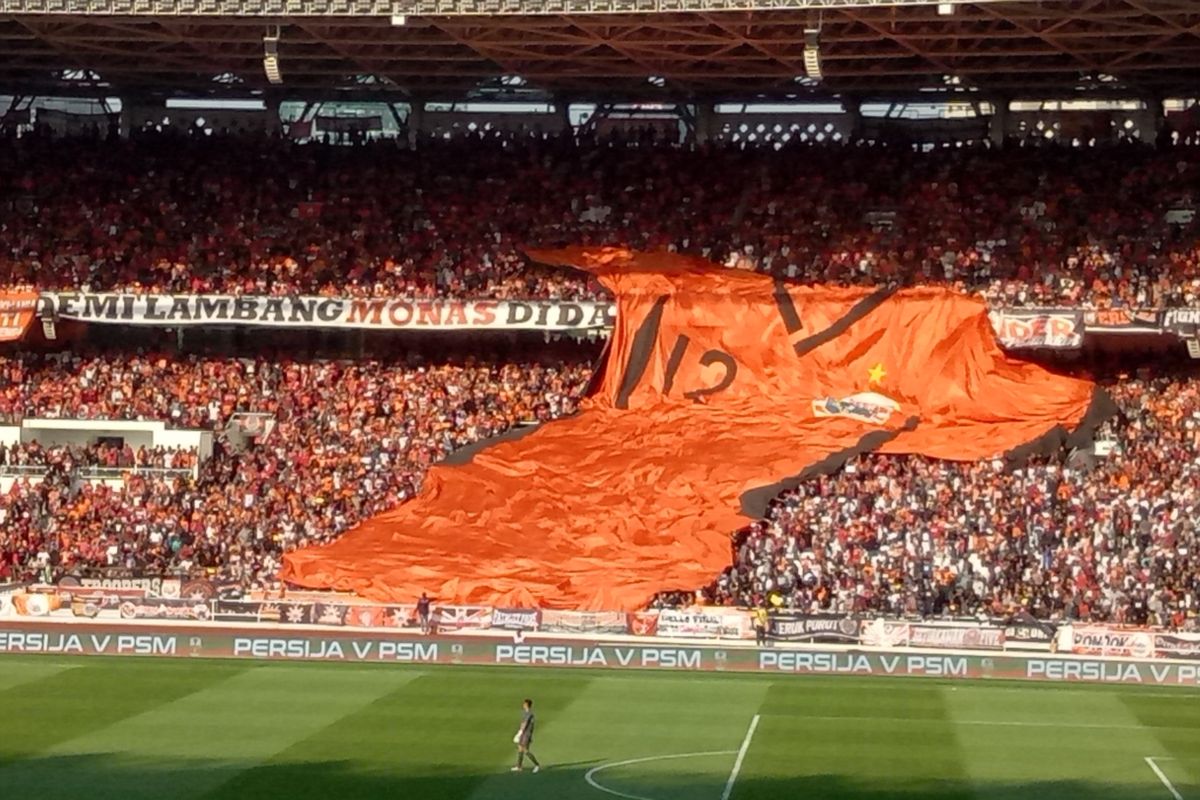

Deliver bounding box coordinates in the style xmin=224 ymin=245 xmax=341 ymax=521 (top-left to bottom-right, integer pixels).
xmin=281 ymin=248 xmax=1110 ymax=610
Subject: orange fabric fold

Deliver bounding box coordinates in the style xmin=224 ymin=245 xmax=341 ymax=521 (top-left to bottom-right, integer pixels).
xmin=281 ymin=248 xmax=1101 ymax=610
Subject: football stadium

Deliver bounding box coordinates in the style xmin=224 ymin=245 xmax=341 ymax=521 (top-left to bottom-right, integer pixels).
xmin=1 ymin=0 xmax=1199 ymax=798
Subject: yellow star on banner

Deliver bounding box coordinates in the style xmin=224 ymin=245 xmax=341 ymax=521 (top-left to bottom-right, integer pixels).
xmin=867 ymin=363 xmax=887 ymax=386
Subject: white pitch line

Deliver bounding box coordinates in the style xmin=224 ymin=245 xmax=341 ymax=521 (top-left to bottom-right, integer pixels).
xmin=790 ymin=713 xmax=1195 ymax=732
xmin=1145 ymin=757 xmax=1184 ymax=800
xmin=721 ymin=714 xmax=760 ymax=800
xmin=584 ymin=751 xmax=737 ymax=800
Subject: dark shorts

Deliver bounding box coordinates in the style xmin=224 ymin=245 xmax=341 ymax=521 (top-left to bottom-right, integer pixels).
xmin=518 ymin=737 xmax=533 ymax=748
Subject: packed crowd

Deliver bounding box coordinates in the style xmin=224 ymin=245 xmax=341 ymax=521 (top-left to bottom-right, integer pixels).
xmin=2 ymin=127 xmax=1200 ymax=626
xmin=0 ymin=346 xmax=595 ymax=584
xmin=706 ymin=374 xmax=1200 ymax=630
xmin=1 ymin=130 xmax=1198 ymax=307
xmin=0 ymin=441 xmax=197 ymax=472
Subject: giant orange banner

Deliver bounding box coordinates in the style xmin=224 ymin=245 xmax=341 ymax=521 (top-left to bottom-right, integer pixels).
xmin=281 ymin=249 xmax=1110 ymax=610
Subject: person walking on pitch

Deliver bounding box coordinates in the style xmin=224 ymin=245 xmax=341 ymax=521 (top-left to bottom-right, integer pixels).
xmin=511 ymin=698 xmax=541 ymax=773
xmin=416 ymin=592 xmax=432 ymax=634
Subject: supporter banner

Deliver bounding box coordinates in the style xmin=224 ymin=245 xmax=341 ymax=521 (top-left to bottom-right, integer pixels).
xmin=39 ymin=294 xmax=617 ymax=333
xmin=988 ymin=310 xmax=1084 ymax=349
xmin=58 ymin=572 xmax=181 ymax=598
xmin=910 ymin=624 xmax=1005 ymax=651
xmin=433 ymin=605 xmax=493 ymax=630
xmin=0 ymin=292 xmax=38 ymax=342
xmin=1154 ymin=634 xmax=1200 ymax=661
xmin=1067 ymin=625 xmax=1155 ymax=658
xmin=119 ymin=598 xmax=211 ymax=621
xmin=862 ymin=620 xmax=1005 ymax=650
xmin=657 ymin=609 xmax=751 ymax=640
xmin=213 ymin=600 xmax=281 ymax=623
xmin=12 ymin=593 xmax=63 ymax=617
xmin=0 ymin=584 xmax=21 ymax=617
xmin=276 ymin=602 xmax=316 ymax=625
xmin=71 ymin=596 xmax=113 ymax=618
xmin=539 ymin=609 xmax=628 ymax=635
xmin=3 ymin=623 xmax=1200 ymax=687
xmin=269 ymin=601 xmax=412 ymax=627
xmin=768 ymin=614 xmax=862 ymax=643
xmin=490 ymin=608 xmax=541 ymax=632
xmin=342 ymin=605 xmax=414 ymax=629
xmin=627 ymin=612 xmax=659 ymax=637
xmin=1002 ymin=614 xmax=1058 ymax=645
xmin=861 ymin=620 xmax=912 ymax=648
xmin=1163 ymin=309 xmax=1200 ymax=339
xmin=1082 ymin=308 xmax=1162 ymax=334
xmin=67 ymin=590 xmax=147 ymax=618
xmin=285 ymin=248 xmax=1106 ymax=610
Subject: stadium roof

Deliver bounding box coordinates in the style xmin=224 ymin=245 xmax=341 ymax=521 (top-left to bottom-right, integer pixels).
xmin=0 ymin=0 xmax=1197 ymax=100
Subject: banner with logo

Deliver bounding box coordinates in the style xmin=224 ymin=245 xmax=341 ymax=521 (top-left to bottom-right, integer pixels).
xmin=58 ymin=572 xmax=180 ymax=597
xmin=212 ymin=600 xmax=286 ymax=623
xmin=343 ymin=605 xmax=415 ymax=629
xmin=1082 ymin=308 xmax=1162 ymax=334
xmin=490 ymin=608 xmax=541 ymax=632
xmin=989 ymin=310 xmax=1084 ymax=349
xmin=0 ymin=584 xmax=22 ymax=617
xmin=1066 ymin=625 xmax=1155 ymax=658
xmin=657 ymin=609 xmax=752 ymax=640
xmin=5 ymin=622 xmax=1200 ymax=687
xmin=1001 ymin=614 xmax=1058 ymax=645
xmin=273 ymin=603 xmax=315 ymax=625
xmin=67 ymin=590 xmax=147 ymax=618
xmin=910 ymin=623 xmax=1005 ymax=650
xmin=1153 ymin=633 xmax=1200 ymax=661
xmin=862 ymin=620 xmax=1005 ymax=650
xmin=627 ymin=612 xmax=660 ymax=637
xmin=540 ymin=609 xmax=629 ymax=635
xmin=0 ymin=292 xmax=38 ymax=341
xmin=768 ymin=614 xmax=862 ymax=643
xmin=1163 ymin=309 xmax=1200 ymax=339
xmin=118 ymin=598 xmax=211 ymax=621
xmin=12 ymin=592 xmax=64 ymax=617
xmin=39 ymin=294 xmax=616 ymax=333
xmin=432 ymin=605 xmax=493 ymax=631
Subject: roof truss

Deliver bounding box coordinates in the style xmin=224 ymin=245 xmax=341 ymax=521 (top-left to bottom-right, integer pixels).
xmin=0 ymin=1 xmax=1196 ymax=99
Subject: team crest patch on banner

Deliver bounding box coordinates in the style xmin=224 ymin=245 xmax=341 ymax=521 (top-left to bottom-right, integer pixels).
xmin=812 ymin=392 xmax=901 ymax=426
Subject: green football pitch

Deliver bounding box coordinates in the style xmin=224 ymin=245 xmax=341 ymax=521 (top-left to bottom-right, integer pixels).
xmin=0 ymin=656 xmax=1197 ymax=800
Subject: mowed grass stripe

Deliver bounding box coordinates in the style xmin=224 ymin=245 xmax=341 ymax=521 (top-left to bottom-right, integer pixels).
xmin=1121 ymin=693 xmax=1200 ymax=797
xmin=0 ymin=658 xmax=80 ymax=693
xmin=731 ymin=681 xmax=975 ymax=800
xmin=203 ymin=668 xmax=596 ymax=800
xmin=467 ymin=670 xmax=770 ymax=800
xmin=0 ymin=658 xmax=246 ymax=765
xmin=0 ymin=663 xmax=420 ymax=800
xmin=944 ymin=684 xmax=1168 ymax=800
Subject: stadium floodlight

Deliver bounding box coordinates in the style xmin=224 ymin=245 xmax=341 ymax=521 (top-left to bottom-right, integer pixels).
xmin=803 ymin=28 xmax=822 ymax=82
xmin=937 ymin=2 xmax=954 ymax=14
xmin=263 ymin=26 xmax=282 ymax=85
xmin=390 ymin=13 xmax=407 ymax=24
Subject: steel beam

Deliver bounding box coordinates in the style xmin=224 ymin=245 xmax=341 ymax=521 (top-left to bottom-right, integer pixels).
xmin=0 ymin=0 xmax=1039 ymax=18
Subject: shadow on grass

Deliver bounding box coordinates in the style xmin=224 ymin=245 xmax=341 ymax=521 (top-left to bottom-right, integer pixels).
xmin=0 ymin=752 xmax=1179 ymax=800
